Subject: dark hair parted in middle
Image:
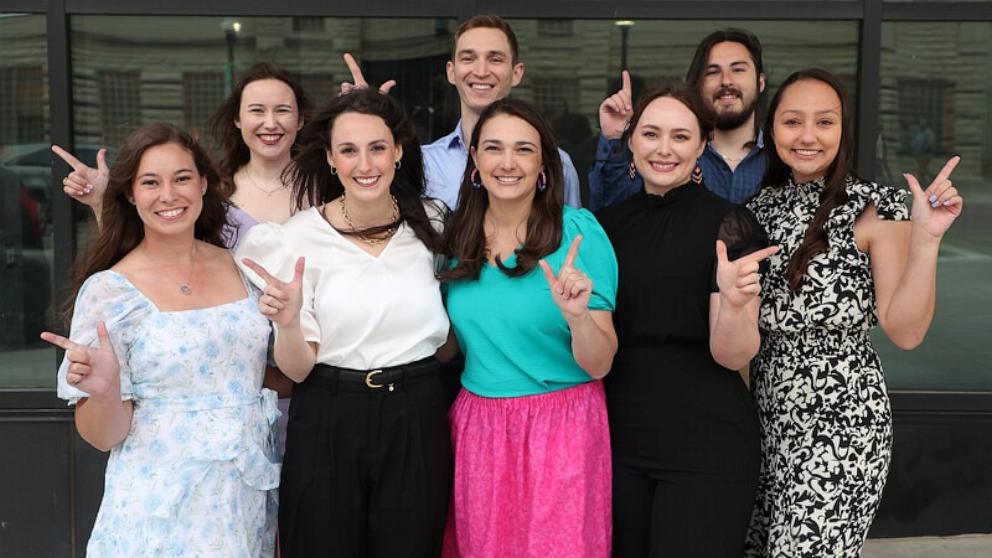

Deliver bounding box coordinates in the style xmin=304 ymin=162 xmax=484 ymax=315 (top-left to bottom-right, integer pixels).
xmin=621 ymin=85 xmax=716 ymax=149
xmin=759 ymin=68 xmax=855 ymax=291
xmin=209 ymin=62 xmax=313 ymax=197
xmin=442 ymin=97 xmax=564 ymax=281
xmin=684 ymin=28 xmax=764 ymax=90
xmin=64 ymin=123 xmax=226 ymax=321
xmin=287 ymin=88 xmax=443 ymax=253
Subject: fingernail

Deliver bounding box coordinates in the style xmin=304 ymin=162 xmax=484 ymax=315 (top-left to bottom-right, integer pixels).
xmin=943 ymin=200 xmax=954 ymax=206
xmin=928 ymin=195 xmax=937 ymax=203
xmin=931 ymin=201 xmax=940 ymax=208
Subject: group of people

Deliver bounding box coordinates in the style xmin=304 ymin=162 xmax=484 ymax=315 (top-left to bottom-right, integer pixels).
xmin=42 ymin=15 xmax=962 ymax=558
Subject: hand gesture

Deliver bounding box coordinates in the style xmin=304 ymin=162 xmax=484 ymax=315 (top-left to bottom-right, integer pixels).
xmin=52 ymin=145 xmax=109 ymax=208
xmin=598 ymin=70 xmax=633 ymax=140
xmin=715 ymin=240 xmax=780 ymax=309
xmin=905 ymin=156 xmax=964 ymax=240
xmin=539 ymin=236 xmax=592 ymax=320
xmin=339 ymin=53 xmax=397 ymax=95
xmin=41 ymin=321 xmax=121 ymax=399
xmin=242 ymin=256 xmax=305 ymax=328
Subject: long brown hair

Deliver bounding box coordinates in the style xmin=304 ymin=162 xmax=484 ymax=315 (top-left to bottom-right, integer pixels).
xmin=63 ymin=124 xmax=226 ymax=321
xmin=286 ymin=88 xmax=443 ymax=252
xmin=209 ymin=63 xmax=313 ymax=197
xmin=442 ymin=98 xmax=564 ymax=281
xmin=759 ymin=68 xmax=854 ymax=290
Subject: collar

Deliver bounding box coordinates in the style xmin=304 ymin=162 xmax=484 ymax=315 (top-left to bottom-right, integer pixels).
xmin=445 ymin=119 xmax=467 ymax=151
xmin=639 ymin=180 xmax=701 ymax=208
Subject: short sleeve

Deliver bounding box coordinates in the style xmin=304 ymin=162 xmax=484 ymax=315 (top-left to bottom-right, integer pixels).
xmin=57 ymin=271 xmax=149 ymax=405
xmin=423 ymin=198 xmax=451 ymax=275
xmin=561 ymin=207 xmax=618 ymax=312
xmin=235 ymin=222 xmax=321 ymax=344
xmin=712 ymin=206 xmax=770 ymax=292
xmin=870 ymin=183 xmax=911 ymax=221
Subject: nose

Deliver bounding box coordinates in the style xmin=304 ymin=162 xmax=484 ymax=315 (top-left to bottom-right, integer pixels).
xmin=159 ymin=181 xmax=178 ymax=202
xmin=356 ymin=149 xmax=373 ymax=173
xmin=720 ymin=68 xmax=734 ymax=86
xmin=470 ymin=58 xmax=489 ymax=77
xmin=799 ymin=122 xmax=817 ymax=144
xmin=263 ymin=110 xmax=277 ymax=129
xmin=655 ymin=136 xmax=673 ymax=156
xmin=498 ymin=149 xmax=516 ymax=170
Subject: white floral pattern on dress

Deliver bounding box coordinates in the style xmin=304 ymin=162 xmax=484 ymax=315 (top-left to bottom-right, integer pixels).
xmin=58 ymin=270 xmax=279 ymax=558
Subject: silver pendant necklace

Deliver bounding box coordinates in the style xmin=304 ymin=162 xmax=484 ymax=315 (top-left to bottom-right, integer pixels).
xmin=178 ymin=243 xmax=197 ymax=295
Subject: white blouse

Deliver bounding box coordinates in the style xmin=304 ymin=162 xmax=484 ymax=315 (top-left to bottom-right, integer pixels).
xmin=236 ymin=202 xmax=449 ymax=370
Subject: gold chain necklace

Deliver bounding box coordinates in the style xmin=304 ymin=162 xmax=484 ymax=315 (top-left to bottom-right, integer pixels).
xmin=339 ymin=193 xmax=401 ymax=246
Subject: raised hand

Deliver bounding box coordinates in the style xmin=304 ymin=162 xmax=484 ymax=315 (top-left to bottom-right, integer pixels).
xmin=539 ymin=235 xmax=592 ymax=320
xmin=715 ymin=240 xmax=780 ymax=309
xmin=905 ymin=156 xmax=964 ymax=240
xmin=598 ymin=70 xmax=633 ymax=140
xmin=242 ymin=256 xmax=305 ymax=328
xmin=41 ymin=321 xmax=121 ymax=398
xmin=52 ymin=145 xmax=109 ymax=208
xmin=339 ymin=53 xmax=397 ymax=95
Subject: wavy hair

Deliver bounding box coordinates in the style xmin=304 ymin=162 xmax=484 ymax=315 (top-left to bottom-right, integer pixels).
xmin=286 ymin=88 xmax=443 ymax=252
xmin=63 ymin=123 xmax=226 ymax=321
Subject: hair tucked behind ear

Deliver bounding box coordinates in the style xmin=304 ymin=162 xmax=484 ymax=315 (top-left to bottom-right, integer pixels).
xmin=758 ymin=68 xmax=854 ymax=291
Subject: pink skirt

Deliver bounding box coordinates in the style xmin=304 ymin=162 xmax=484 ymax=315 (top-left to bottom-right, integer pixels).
xmin=442 ymin=381 xmax=612 ymax=558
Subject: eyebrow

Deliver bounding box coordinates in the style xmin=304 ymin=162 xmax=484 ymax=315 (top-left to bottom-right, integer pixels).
xmin=246 ymin=103 xmax=294 ymax=109
xmin=780 ymin=108 xmax=841 ymax=116
xmin=706 ymin=60 xmax=750 ymax=70
xmin=481 ymin=139 xmax=537 ymax=148
xmin=335 ymin=139 xmax=389 ymax=147
xmin=639 ymin=124 xmax=694 ymax=134
xmin=457 ymin=49 xmax=508 ymax=58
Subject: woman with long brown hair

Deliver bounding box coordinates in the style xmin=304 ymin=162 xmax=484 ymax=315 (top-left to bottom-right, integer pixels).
xmin=744 ymin=68 xmax=964 ymax=557
xmin=440 ymin=98 xmax=618 ymax=557
xmin=42 ymin=123 xmax=279 ymax=556
xmin=237 ymin=88 xmax=452 ymax=557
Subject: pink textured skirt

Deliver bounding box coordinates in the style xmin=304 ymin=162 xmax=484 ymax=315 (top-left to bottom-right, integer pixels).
xmin=442 ymin=380 xmax=612 ymax=558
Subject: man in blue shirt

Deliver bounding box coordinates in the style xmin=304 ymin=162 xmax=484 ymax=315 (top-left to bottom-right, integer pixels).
xmin=588 ymin=28 xmax=767 ymax=210
xmin=423 ymin=15 xmax=581 ymax=210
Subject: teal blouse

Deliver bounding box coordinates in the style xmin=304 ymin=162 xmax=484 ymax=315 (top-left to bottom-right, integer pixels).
xmin=446 ymin=206 xmax=618 ymax=397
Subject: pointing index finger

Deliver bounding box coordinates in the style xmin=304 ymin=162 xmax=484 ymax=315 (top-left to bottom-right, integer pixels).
xmin=930 ymin=156 xmax=960 ymax=189
xmin=621 ymin=70 xmax=631 ymax=96
xmin=343 ymin=53 xmax=367 ymax=86
xmin=740 ymin=245 xmax=780 ymax=264
xmin=40 ymin=331 xmax=79 ymax=352
xmin=242 ymin=258 xmax=280 ymax=286
xmin=51 ymin=145 xmax=86 ymax=171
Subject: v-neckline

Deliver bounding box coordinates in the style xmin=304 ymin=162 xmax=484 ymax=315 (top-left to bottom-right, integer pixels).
xmin=315 ymin=206 xmax=402 ymax=260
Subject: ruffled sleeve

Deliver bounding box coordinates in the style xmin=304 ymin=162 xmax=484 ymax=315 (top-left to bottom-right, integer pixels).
xmin=57 ymin=271 xmax=151 ymax=405
xmin=560 ymin=207 xmax=618 ymax=312
xmin=235 ymin=222 xmax=321 ymax=344
xmin=867 ymin=182 xmax=911 ymax=221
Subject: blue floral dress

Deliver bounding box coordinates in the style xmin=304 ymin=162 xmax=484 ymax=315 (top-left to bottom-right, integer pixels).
xmin=57 ymin=270 xmax=279 ymax=557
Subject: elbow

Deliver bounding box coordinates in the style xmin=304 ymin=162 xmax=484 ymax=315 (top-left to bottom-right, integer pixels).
xmin=890 ymin=331 xmax=926 ymax=351
xmin=579 ymin=352 xmax=616 ymax=380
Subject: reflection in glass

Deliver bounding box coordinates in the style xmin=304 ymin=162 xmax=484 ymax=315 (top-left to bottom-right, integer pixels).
xmin=875 ymin=21 xmax=992 ymax=391
xmin=0 ymin=13 xmax=54 ymax=388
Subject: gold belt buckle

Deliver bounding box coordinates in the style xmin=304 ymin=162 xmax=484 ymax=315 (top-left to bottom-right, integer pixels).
xmin=365 ymin=369 xmax=384 ymax=388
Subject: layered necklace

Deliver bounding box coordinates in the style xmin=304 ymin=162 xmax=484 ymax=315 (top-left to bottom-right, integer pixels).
xmin=338 ymin=192 xmax=401 ymax=246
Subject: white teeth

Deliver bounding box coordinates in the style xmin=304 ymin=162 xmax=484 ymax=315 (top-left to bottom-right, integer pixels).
xmin=259 ymin=134 xmax=281 ymax=141
xmin=795 ymin=149 xmax=819 ymax=156
xmin=495 ymin=176 xmax=520 ymax=183
xmin=650 ymin=162 xmax=677 ymax=171
xmin=470 ymin=84 xmax=494 ymax=90
xmin=355 ymin=176 xmax=379 ymax=185
xmin=158 ymin=208 xmax=184 ymax=218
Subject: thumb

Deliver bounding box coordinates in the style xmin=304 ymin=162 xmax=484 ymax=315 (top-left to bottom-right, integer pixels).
xmin=292 ymin=256 xmax=306 ymax=286
xmin=96 ymin=148 xmax=109 ymax=172
xmin=538 ymin=259 xmax=558 ymax=288
xmin=715 ymin=239 xmax=729 ymax=265
xmin=378 ymin=80 xmax=397 ymax=95
xmin=96 ymin=321 xmax=113 ymax=351
xmin=903 ymin=173 xmax=925 ymax=199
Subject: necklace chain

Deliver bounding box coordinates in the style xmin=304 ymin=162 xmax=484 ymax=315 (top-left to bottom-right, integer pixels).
xmin=339 ymin=193 xmax=401 ymax=246
xmin=178 ymin=242 xmax=196 ymax=295
xmin=714 ymin=149 xmax=745 ymax=163
xmin=242 ymin=167 xmax=289 ymax=196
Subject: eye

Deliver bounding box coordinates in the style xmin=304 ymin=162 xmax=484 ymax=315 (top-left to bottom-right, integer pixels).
xmin=641 ymin=130 xmax=657 ymax=139
xmin=371 ymin=144 xmax=387 ymax=152
xmin=490 ymin=56 xmax=504 ymax=64
xmin=249 ymin=107 xmax=264 ymax=114
xmin=460 ymin=55 xmax=474 ymax=63
xmin=484 ymin=145 xmax=501 ymax=153
xmin=340 ymin=146 xmax=356 ymax=155
xmin=705 ymin=69 xmax=719 ymax=76
xmin=782 ymin=118 xmax=801 ymax=127
xmin=674 ymin=134 xmax=691 ymax=141
xmin=140 ymin=179 xmax=158 ymax=188
xmin=517 ymin=146 xmax=534 ymax=154
xmin=176 ymin=175 xmax=191 ymax=183
xmin=817 ymin=119 xmax=836 ymax=127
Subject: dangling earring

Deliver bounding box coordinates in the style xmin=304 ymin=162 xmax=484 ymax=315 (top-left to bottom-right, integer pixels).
xmin=537 ymin=171 xmax=547 ymax=192
xmin=395 ymin=160 xmax=402 ymax=170
xmin=330 ymin=166 xmax=337 ymax=175
xmin=691 ymin=164 xmax=704 ymax=185
xmin=628 ymin=160 xmax=637 ymax=180
xmin=471 ymin=168 xmax=482 ymax=189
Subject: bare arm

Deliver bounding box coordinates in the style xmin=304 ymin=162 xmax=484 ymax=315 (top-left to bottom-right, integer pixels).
xmin=864 ymin=157 xmax=964 ymax=349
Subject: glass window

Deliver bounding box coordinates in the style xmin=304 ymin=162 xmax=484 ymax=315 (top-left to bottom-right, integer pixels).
xmin=0 ymin=13 xmax=54 ymax=389
xmin=873 ymin=21 xmax=992 ymax=391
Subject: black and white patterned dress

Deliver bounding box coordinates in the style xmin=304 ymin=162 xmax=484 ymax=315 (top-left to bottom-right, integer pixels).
xmin=743 ymin=175 xmax=909 ymax=558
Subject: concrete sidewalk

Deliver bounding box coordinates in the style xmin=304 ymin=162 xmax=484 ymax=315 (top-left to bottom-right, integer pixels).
xmin=864 ymin=534 xmax=992 ymax=557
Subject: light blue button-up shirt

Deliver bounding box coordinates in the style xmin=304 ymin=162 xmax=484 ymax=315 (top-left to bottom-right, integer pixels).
xmin=422 ymin=120 xmax=582 ymax=210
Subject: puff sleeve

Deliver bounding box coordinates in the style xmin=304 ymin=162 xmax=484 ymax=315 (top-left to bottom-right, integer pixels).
xmin=558 ymin=207 xmax=619 ymax=312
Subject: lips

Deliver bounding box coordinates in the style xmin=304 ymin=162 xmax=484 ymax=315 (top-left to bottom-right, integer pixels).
xmin=649 ymin=161 xmax=678 ymax=173
xmin=258 ymin=133 xmax=284 ymax=146
xmin=792 ymin=148 xmax=821 ymax=160
xmin=469 ymin=83 xmax=495 ymax=92
xmin=494 ymin=175 xmax=522 ymax=185
xmin=714 ymin=87 xmax=742 ymax=106
xmin=353 ymin=176 xmax=381 ymax=187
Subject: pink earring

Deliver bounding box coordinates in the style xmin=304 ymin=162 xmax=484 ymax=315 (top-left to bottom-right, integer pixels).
xmin=471 ymin=168 xmax=482 ymax=188
xmin=537 ymin=171 xmax=547 ymax=192
xmin=691 ymin=164 xmax=704 ymax=185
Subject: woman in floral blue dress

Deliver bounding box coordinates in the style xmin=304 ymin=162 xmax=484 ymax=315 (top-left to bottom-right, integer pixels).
xmin=42 ymin=123 xmax=279 ymax=557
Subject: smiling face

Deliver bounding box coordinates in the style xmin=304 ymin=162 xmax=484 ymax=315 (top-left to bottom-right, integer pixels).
xmin=236 ymin=78 xmax=301 ymax=163
xmin=446 ymin=27 xmax=524 ymax=115
xmin=698 ymin=41 xmax=764 ymax=131
xmin=326 ymin=112 xmax=403 ymax=204
xmin=471 ymin=113 xmax=543 ymax=205
xmin=628 ymin=96 xmax=707 ymax=193
xmin=131 ymin=143 xmax=206 ymax=238
xmin=772 ymin=78 xmax=843 ymax=183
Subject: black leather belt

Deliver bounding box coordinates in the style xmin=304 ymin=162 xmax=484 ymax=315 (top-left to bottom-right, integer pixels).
xmin=310 ymin=357 xmax=439 ymax=391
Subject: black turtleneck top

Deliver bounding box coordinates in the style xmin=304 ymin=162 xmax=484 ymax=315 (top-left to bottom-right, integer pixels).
xmin=596 ymin=181 xmax=767 ymax=475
